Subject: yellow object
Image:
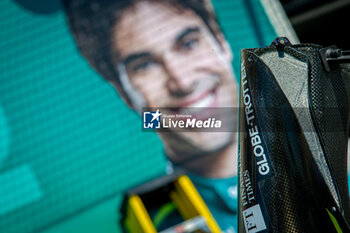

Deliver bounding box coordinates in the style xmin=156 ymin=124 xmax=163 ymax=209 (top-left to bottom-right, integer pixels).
xmin=123 ymin=174 xmax=221 ymax=233
xmin=124 ymin=195 xmax=157 ymax=233
xmin=326 ymin=208 xmax=343 ymax=233
xmin=173 ymin=175 xmax=221 ymax=233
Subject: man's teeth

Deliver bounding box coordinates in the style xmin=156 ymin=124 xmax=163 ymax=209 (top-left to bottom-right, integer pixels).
xmin=189 ymin=93 xmax=215 ymax=108
xmin=179 ymin=93 xmax=215 ymax=114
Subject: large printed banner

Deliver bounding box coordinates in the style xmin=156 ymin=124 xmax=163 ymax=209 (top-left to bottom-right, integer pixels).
xmin=0 ymin=0 xmax=294 ymax=232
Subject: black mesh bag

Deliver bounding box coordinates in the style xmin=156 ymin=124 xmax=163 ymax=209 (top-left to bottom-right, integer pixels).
xmin=238 ymin=37 xmax=350 ymax=233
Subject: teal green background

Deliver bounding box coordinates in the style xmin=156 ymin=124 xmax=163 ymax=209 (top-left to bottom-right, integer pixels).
xmin=0 ymin=0 xmax=277 ymax=232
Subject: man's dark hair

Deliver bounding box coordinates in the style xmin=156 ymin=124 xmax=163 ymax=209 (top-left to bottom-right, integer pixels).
xmin=63 ymin=0 xmax=222 ymax=84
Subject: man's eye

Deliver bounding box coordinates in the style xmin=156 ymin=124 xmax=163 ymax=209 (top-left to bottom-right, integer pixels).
xmin=132 ymin=60 xmax=155 ymax=72
xmin=179 ymin=38 xmax=199 ymax=52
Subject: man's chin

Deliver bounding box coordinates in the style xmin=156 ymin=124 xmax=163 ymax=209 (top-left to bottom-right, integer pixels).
xmin=183 ymin=130 xmax=234 ymax=149
xmin=162 ymin=131 xmax=234 ymax=165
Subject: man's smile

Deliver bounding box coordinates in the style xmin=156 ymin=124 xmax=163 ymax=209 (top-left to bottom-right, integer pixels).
xmin=164 ymin=88 xmax=217 ymax=122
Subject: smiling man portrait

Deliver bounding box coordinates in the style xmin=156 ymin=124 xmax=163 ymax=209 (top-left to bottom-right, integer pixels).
xmin=64 ymin=0 xmax=239 ymax=231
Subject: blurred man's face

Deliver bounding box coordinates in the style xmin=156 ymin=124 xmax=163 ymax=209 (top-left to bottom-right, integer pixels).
xmin=111 ymin=1 xmax=238 ymax=163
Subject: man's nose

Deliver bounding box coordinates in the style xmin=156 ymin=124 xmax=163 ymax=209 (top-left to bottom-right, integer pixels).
xmin=163 ymin=53 xmax=194 ymax=97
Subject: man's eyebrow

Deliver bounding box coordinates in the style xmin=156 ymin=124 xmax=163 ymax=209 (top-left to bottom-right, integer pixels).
xmin=175 ymin=27 xmax=200 ymax=44
xmin=122 ymin=52 xmax=151 ymax=66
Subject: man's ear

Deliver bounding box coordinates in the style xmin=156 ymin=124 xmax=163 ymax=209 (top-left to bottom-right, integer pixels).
xmin=109 ymin=80 xmax=134 ymax=109
xmin=217 ymin=33 xmax=233 ymax=62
